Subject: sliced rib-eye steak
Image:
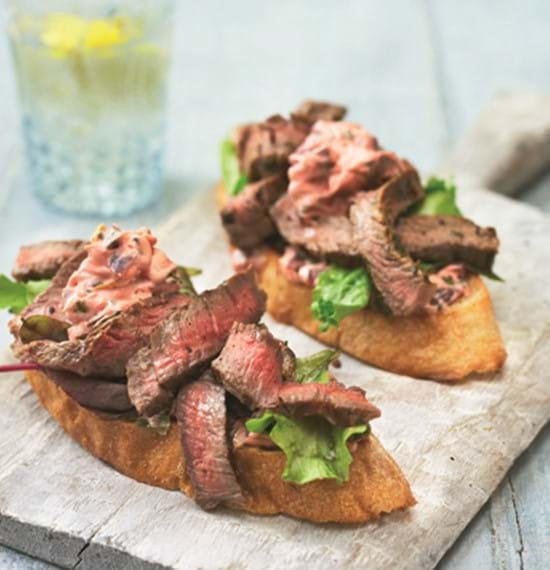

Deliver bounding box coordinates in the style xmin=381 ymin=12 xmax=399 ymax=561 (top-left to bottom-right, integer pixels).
xmin=45 ymin=368 xmax=134 ymax=413
xmin=271 ymin=192 xmax=359 ymax=264
xmin=350 ymin=172 xmax=437 ymax=316
xmin=213 ymin=324 xmax=378 ymax=426
xmin=176 ymin=372 xmax=243 ymax=510
xmin=12 ymin=239 xmax=86 ymax=282
xmin=150 ymin=271 xmax=266 ymax=390
xmin=293 ymin=100 xmax=347 ymax=122
xmin=270 ymin=162 xmax=424 ymax=266
xmin=281 ymin=341 xmax=297 ymax=382
xmin=127 ymin=346 xmax=175 ymax=418
xmin=212 ymin=323 xmax=293 ymax=409
xmin=127 ymin=272 xmax=266 ymax=416
xmin=235 ymin=114 xmax=310 ymax=181
xmin=14 ymin=294 xmax=190 ymax=378
xmin=220 ymin=176 xmax=287 ymax=250
xmin=275 ymin=382 xmax=381 ymax=427
xmin=396 ymin=214 xmax=499 ymax=273
xmin=11 ymin=250 xmax=87 ymax=334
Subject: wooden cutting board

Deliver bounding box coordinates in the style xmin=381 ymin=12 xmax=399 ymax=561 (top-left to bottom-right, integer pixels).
xmin=0 ymin=187 xmax=549 ymax=570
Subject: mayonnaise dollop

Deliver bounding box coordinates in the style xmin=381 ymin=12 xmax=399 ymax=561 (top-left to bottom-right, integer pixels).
xmin=62 ymin=225 xmax=177 ymax=339
xmin=288 ymin=120 xmax=408 ymax=212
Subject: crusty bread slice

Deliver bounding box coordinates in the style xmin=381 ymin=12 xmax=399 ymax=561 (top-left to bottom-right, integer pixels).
xmin=25 ymin=369 xmax=416 ymax=524
xmin=217 ymin=182 xmax=506 ymax=380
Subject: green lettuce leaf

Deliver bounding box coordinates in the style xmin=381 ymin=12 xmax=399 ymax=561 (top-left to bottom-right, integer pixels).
xmin=19 ymin=315 xmax=70 ymax=343
xmin=419 ymin=260 xmax=504 ymax=282
xmin=0 ymin=274 xmax=51 ymax=314
xmin=295 ymin=349 xmax=340 ymax=384
xmin=245 ymin=411 xmax=276 ymax=434
xmin=220 ymin=139 xmax=248 ymax=196
xmin=174 ymin=266 xmax=202 ymax=296
xmin=245 ymin=348 xmax=368 ymax=485
xmin=181 ymin=266 xmax=202 ymax=277
xmin=136 ymin=411 xmax=171 ymax=436
xmin=464 ymin=264 xmax=504 ymax=282
xmin=311 ymin=266 xmax=371 ymax=332
xmin=247 ymin=413 xmax=368 ymax=484
xmin=413 ymin=177 xmax=462 ymax=216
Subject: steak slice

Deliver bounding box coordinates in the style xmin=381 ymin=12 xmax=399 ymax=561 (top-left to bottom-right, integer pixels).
xmin=294 ymin=100 xmax=347 ymax=122
xmin=12 ymin=240 xmax=86 ymax=282
xmin=151 ymin=271 xmax=266 ymax=390
xmin=45 ymin=368 xmax=133 ymax=413
xmin=271 ymin=161 xmax=423 ymax=265
xmin=176 ymin=372 xmax=243 ymax=510
xmin=212 ymin=324 xmax=378 ymax=427
xmin=395 ymin=214 xmax=499 ymax=273
xmin=271 ymin=193 xmax=359 ymax=263
xmin=14 ymin=294 xmax=190 ymax=378
xmin=275 ymin=382 xmax=381 ymax=427
xmin=127 ymin=272 xmax=266 ymax=416
xmin=281 ymin=342 xmax=297 ymax=382
xmin=220 ymin=175 xmax=287 ymax=250
xmin=127 ymin=346 xmax=174 ymax=417
xmin=350 ymin=172 xmax=436 ymax=316
xmin=212 ymin=323 xmax=293 ymax=409
xmin=9 ymin=250 xmax=88 ymax=341
xmin=19 ymin=250 xmax=87 ymax=321
xmin=235 ymin=114 xmax=310 ymax=181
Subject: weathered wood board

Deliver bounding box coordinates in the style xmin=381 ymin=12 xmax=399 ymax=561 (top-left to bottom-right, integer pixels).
xmin=0 ymin=186 xmax=549 ymax=570
xmin=439 ymin=92 xmax=550 ymax=195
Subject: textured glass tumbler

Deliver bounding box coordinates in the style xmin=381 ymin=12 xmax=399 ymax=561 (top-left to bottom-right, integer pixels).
xmin=6 ymin=0 xmax=173 ymax=216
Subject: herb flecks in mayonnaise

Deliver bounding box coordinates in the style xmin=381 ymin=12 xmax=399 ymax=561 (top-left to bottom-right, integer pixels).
xmin=287 ymin=121 xmax=408 ymax=213
xmin=62 ymin=225 xmax=176 ymax=339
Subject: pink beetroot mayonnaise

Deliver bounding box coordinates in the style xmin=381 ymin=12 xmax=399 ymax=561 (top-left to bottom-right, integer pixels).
xmin=62 ymin=225 xmax=176 ymax=339
xmin=287 ymin=120 xmax=407 ymax=212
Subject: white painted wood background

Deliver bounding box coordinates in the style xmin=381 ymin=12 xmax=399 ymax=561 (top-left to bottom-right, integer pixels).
xmin=0 ymin=1 xmax=549 ymax=568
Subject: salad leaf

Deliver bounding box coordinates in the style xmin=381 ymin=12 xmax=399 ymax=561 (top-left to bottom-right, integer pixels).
xmin=295 ymin=349 xmax=340 ymax=384
xmin=245 ymin=347 xmax=368 ymax=485
xmin=419 ymin=261 xmax=504 ymax=282
xmin=136 ymin=411 xmax=171 ymax=436
xmin=247 ymin=413 xmax=368 ymax=484
xmin=175 ymin=266 xmax=202 ymax=296
xmin=245 ymin=411 xmax=276 ymax=434
xmin=181 ymin=266 xmax=202 ymax=277
xmin=417 ymin=260 xmax=445 ymax=272
xmin=220 ymin=139 xmax=248 ymax=196
xmin=311 ymin=266 xmax=371 ymax=332
xmin=464 ymin=265 xmax=504 ymax=282
xmin=412 ymin=177 xmax=462 ymax=216
xmin=0 ymin=274 xmax=51 ymax=314
xmin=19 ymin=315 xmax=70 ymax=343
xmin=271 ymin=417 xmax=368 ymax=484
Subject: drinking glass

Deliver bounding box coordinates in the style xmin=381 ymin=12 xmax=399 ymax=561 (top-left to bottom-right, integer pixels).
xmin=5 ymin=0 xmax=174 ymax=216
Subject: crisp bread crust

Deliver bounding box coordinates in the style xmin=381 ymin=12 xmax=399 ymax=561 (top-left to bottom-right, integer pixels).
xmin=25 ymin=369 xmax=416 ymax=524
xmin=217 ymin=182 xmax=507 ymax=381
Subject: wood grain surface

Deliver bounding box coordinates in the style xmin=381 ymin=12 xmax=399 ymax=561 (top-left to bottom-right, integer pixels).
xmin=0 ymin=0 xmax=549 ymax=568
xmin=0 ymin=185 xmax=549 ymax=569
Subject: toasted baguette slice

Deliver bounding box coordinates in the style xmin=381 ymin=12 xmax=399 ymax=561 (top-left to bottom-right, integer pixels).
xmin=217 ymin=182 xmax=506 ymax=381
xmin=25 ymin=369 xmax=416 ymax=524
